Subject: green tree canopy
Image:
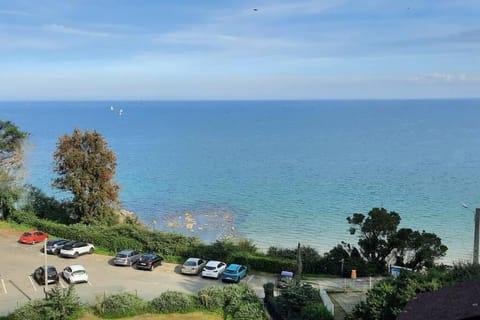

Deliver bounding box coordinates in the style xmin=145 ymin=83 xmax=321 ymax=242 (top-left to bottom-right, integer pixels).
xmin=52 ymin=128 xmax=120 ymax=224
xmin=0 ymin=120 xmax=28 ymax=219
xmin=348 ymin=207 xmax=447 ymax=274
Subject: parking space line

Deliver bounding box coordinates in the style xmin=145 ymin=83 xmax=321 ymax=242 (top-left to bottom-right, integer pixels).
xmin=247 ymin=275 xmax=255 ymax=284
xmin=59 ymin=281 xmax=66 ymax=289
xmin=9 ymin=280 xmax=31 ymax=300
xmin=1 ymin=279 xmax=6 ymax=294
xmin=87 ymin=281 xmax=92 ymax=286
xmin=28 ymin=275 xmax=37 ymax=291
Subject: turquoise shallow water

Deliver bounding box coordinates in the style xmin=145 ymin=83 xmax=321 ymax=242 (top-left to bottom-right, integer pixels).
xmin=2 ymin=100 xmax=480 ymax=263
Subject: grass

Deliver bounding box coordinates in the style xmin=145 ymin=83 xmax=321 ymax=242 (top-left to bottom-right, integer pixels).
xmin=0 ymin=220 xmax=31 ymax=231
xmin=80 ymin=312 xmax=222 ymax=320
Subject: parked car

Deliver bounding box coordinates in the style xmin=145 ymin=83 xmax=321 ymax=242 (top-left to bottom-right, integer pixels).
xmin=19 ymin=230 xmax=48 ymax=244
xmin=277 ymin=270 xmax=294 ymax=288
xmin=221 ymin=264 xmax=248 ymax=283
xmin=136 ymin=253 xmax=163 ymax=271
xmin=201 ymin=260 xmax=227 ymax=279
xmin=181 ymin=257 xmax=207 ymax=275
xmin=114 ymin=249 xmax=142 ymax=266
xmin=33 ymin=265 xmax=59 ymax=285
xmin=62 ymin=265 xmax=88 ymax=284
xmin=60 ymin=242 xmax=95 ymax=258
xmin=45 ymin=239 xmax=74 ymax=254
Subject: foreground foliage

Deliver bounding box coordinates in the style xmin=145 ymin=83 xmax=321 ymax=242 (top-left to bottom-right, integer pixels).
xmin=265 ymin=282 xmax=333 ymax=320
xmin=0 ymin=120 xmax=28 ymax=220
xmin=346 ymin=263 xmax=480 ymax=320
xmin=11 ymin=285 xmax=84 ymax=320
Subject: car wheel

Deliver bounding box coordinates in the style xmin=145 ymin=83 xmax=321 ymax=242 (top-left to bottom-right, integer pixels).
xmin=149 ymin=265 xmax=154 ymax=271
xmin=74 ymin=252 xmax=79 ymax=258
xmin=89 ymin=248 xmax=94 ymax=254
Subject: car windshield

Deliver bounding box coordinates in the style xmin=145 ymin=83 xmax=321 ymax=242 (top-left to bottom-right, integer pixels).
xmin=141 ymin=255 xmax=154 ymax=261
xmin=73 ymin=270 xmax=86 ymax=275
xmin=184 ymin=261 xmax=196 ymax=266
xmin=116 ymin=254 xmax=127 ymax=258
xmin=22 ymin=232 xmax=31 ymax=236
xmin=205 ymin=266 xmax=216 ymax=270
xmin=47 ymin=268 xmax=56 ymax=275
xmin=224 ymin=269 xmax=235 ymax=274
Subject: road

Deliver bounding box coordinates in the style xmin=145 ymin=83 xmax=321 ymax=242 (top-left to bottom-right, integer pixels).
xmin=0 ymin=229 xmax=273 ymax=316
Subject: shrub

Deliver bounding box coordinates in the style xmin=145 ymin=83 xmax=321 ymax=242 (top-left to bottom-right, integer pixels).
xmin=301 ymin=303 xmax=334 ymax=320
xmin=222 ymin=284 xmax=267 ymax=320
xmin=263 ymin=282 xmax=275 ymax=300
xmin=230 ymin=251 xmax=297 ymax=274
xmin=11 ymin=300 xmax=46 ymax=320
xmin=198 ymin=286 xmax=226 ymax=311
xmin=150 ymin=291 xmax=197 ymax=313
xmin=11 ymin=286 xmax=83 ymax=320
xmin=95 ymin=292 xmax=148 ymax=318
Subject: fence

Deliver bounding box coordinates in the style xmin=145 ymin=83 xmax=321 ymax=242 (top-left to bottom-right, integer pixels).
xmin=319 ymin=286 xmax=335 ymax=316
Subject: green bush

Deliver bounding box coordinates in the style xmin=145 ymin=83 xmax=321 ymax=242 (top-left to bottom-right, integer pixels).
xmin=11 ymin=300 xmax=46 ymax=320
xmin=301 ymin=303 xmax=334 ymax=320
xmin=263 ymin=282 xmax=275 ymax=300
xmin=8 ymin=211 xmax=201 ymax=258
xmin=230 ymin=251 xmax=297 ymax=274
xmin=198 ymin=286 xmax=226 ymax=311
xmin=150 ymin=291 xmax=197 ymax=313
xmin=11 ymin=286 xmax=83 ymax=320
xmin=95 ymin=292 xmax=148 ymax=318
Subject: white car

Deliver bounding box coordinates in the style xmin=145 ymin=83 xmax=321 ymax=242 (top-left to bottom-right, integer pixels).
xmin=201 ymin=260 xmax=227 ymax=279
xmin=62 ymin=265 xmax=88 ymax=284
xmin=60 ymin=242 xmax=95 ymax=258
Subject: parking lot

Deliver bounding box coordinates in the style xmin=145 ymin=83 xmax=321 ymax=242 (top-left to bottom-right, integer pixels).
xmin=0 ymin=229 xmax=273 ymax=316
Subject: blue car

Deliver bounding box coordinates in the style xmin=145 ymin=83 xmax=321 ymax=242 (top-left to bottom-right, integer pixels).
xmin=221 ymin=264 xmax=248 ymax=283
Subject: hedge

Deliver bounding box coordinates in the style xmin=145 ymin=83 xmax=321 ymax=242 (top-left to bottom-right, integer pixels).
xmin=9 ymin=210 xmax=298 ymax=274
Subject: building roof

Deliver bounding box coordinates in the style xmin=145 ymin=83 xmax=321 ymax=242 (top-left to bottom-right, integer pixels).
xmin=398 ymin=281 xmax=480 ymax=320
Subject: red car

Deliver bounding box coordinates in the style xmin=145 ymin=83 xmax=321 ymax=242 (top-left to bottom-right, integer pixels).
xmin=19 ymin=230 xmax=48 ymax=244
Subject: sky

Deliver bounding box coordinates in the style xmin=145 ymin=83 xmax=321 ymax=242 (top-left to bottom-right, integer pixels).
xmin=0 ymin=0 xmax=479 ymax=100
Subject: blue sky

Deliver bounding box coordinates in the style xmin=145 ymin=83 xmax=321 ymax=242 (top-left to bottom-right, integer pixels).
xmin=1 ymin=0 xmax=479 ymax=100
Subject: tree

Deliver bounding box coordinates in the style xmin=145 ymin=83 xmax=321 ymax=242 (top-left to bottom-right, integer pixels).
xmin=52 ymin=128 xmax=120 ymax=224
xmin=0 ymin=120 xmax=28 ymax=219
xmin=347 ymin=208 xmax=447 ymax=274
xmin=393 ymin=228 xmax=447 ymax=270
xmin=348 ymin=208 xmax=401 ymax=273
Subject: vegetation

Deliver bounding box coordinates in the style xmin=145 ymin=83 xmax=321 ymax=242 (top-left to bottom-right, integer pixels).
xmin=346 ymin=263 xmax=480 ymax=320
xmin=52 ymin=128 xmax=120 ymax=225
xmin=150 ymin=292 xmax=197 ymax=313
xmin=0 ymin=120 xmax=28 ymax=220
xmin=11 ymin=285 xmax=84 ymax=320
xmin=95 ymin=292 xmax=148 ymax=318
xmin=347 ymin=207 xmax=447 ymax=274
xmin=265 ymin=282 xmax=333 ymax=320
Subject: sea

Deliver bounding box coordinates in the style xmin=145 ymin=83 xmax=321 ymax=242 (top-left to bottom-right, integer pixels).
xmin=2 ymin=99 xmax=480 ymax=264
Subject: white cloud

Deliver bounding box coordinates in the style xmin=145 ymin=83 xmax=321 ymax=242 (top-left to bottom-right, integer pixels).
xmin=155 ymin=29 xmax=303 ymax=52
xmin=44 ymin=24 xmax=109 ymax=37
xmin=409 ymin=72 xmax=480 ymax=83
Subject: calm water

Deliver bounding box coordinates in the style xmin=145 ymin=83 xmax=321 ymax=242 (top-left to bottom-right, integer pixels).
xmin=2 ymin=100 xmax=480 ymax=263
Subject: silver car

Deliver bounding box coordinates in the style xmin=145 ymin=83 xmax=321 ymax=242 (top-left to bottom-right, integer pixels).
xmin=181 ymin=257 xmax=207 ymax=275
xmin=114 ymin=249 xmax=142 ymax=266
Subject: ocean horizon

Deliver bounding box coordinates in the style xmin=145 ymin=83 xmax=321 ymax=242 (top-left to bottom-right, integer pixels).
xmin=2 ymin=99 xmax=480 ymax=263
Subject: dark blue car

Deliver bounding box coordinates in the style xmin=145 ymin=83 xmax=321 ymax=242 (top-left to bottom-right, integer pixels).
xmin=221 ymin=264 xmax=248 ymax=283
